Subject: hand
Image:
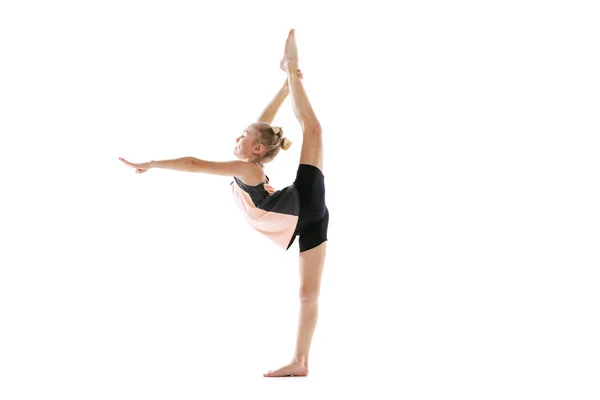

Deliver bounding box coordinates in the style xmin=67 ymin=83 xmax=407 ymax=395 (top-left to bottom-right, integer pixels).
xmin=280 ymin=29 xmax=298 ymax=72
xmin=283 ymin=69 xmax=303 ymax=89
xmin=119 ymin=157 xmax=152 ymax=174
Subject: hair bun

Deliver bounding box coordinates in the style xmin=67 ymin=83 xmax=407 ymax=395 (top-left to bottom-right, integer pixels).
xmin=280 ymin=136 xmax=292 ymax=151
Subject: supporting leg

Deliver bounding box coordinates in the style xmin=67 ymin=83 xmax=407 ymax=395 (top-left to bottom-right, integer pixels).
xmin=263 ymin=241 xmax=327 ymax=377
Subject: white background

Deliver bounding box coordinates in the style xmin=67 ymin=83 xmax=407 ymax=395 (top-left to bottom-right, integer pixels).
xmin=1 ymin=0 xmax=599 ymax=399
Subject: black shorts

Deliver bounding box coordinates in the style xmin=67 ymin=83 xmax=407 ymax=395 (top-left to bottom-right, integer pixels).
xmin=287 ymin=164 xmax=329 ymax=253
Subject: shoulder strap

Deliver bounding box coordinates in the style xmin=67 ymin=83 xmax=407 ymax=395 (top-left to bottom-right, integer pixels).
xmin=250 ymin=161 xmax=269 ymax=184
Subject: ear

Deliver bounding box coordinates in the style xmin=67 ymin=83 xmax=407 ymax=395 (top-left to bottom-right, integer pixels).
xmin=253 ymin=143 xmax=265 ymax=155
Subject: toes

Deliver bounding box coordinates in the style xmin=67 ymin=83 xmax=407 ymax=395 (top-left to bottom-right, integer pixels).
xmin=264 ymin=368 xmax=285 ymax=377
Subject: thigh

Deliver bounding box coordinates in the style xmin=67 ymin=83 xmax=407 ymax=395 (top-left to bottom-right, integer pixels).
xmin=298 ymin=240 xmax=327 ymax=299
xmin=299 ymin=133 xmax=323 ymax=174
xmin=298 ymin=207 xmax=329 ymax=253
xmin=293 ymin=164 xmax=327 ymax=223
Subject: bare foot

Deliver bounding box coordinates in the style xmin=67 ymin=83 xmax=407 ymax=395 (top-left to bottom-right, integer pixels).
xmin=280 ymin=29 xmax=298 ymax=72
xmin=263 ymin=361 xmax=308 ymax=377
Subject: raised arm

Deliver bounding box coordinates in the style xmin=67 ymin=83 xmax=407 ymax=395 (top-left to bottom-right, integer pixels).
xmin=257 ymin=79 xmax=289 ymax=125
xmin=257 ymin=69 xmax=303 ymax=125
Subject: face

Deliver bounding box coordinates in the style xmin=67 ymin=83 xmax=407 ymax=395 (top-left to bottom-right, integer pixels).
xmin=233 ymin=125 xmax=263 ymax=160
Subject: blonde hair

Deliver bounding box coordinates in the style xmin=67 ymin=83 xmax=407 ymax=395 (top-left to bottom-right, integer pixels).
xmin=253 ymin=122 xmax=292 ymax=164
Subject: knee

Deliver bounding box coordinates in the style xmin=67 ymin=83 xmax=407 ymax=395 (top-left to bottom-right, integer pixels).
xmin=299 ymin=285 xmax=320 ymax=303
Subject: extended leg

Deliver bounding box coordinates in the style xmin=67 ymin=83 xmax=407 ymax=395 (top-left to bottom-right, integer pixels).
xmin=283 ymin=30 xmax=324 ymax=173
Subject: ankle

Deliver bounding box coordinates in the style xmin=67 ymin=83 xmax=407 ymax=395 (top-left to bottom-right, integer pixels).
xmin=292 ymin=355 xmax=308 ymax=367
xmin=286 ymin=62 xmax=299 ymax=75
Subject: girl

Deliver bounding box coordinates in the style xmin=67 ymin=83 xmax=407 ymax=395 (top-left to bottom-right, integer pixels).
xmin=120 ymin=29 xmax=328 ymax=377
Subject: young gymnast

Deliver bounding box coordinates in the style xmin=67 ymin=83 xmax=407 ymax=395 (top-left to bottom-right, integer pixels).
xmin=120 ymin=29 xmax=328 ymax=377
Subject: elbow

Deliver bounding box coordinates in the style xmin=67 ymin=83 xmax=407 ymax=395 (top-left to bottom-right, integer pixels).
xmin=313 ymin=121 xmax=322 ymax=135
xmin=188 ymin=157 xmax=201 ymax=172
xmin=303 ymin=120 xmax=322 ymax=136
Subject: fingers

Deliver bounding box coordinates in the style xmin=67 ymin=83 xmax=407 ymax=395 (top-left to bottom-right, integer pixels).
xmin=119 ymin=157 xmax=133 ymax=167
xmin=120 ymin=157 xmax=146 ymax=171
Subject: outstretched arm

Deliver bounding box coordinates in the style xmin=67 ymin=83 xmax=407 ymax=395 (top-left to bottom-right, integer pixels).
xmin=119 ymin=156 xmax=195 ymax=173
xmin=120 ymin=156 xmax=254 ymax=180
xmin=257 ymin=70 xmax=302 ymax=125
xmin=150 ymin=157 xmax=195 ymax=172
